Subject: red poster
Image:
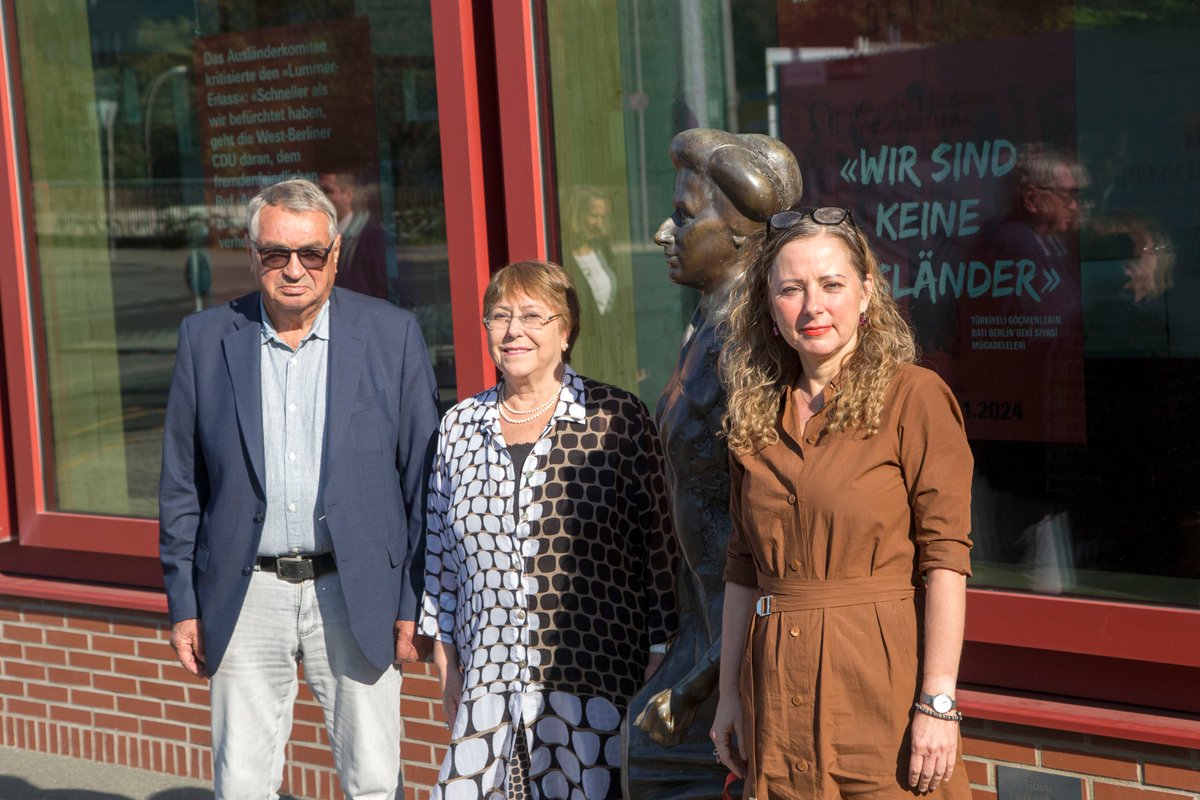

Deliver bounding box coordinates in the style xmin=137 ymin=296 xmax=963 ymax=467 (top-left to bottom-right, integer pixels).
xmin=778 ymin=32 xmax=1086 ymax=443
xmin=194 ymin=17 xmax=379 ymax=250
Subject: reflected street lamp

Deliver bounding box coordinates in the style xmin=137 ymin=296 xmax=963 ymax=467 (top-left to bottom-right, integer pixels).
xmin=97 ymin=99 xmax=118 ymax=257
xmin=144 ymin=65 xmax=187 ymax=180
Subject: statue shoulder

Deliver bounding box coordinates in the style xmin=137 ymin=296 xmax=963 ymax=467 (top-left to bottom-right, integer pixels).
xmin=676 ymin=317 xmax=724 ymax=411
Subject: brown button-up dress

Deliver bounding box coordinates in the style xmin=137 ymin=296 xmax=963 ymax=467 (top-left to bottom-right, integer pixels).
xmin=725 ymin=364 xmax=973 ymax=800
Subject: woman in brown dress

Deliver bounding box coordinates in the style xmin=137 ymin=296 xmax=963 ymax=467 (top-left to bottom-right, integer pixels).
xmin=711 ymin=207 xmax=973 ymax=799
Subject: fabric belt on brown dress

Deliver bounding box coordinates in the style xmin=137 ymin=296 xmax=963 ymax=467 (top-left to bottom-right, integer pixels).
xmin=753 ymin=573 xmax=916 ymax=616
xmin=742 ymin=571 xmax=917 ymax=798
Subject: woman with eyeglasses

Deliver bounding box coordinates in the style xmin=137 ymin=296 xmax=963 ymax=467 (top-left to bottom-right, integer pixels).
xmin=710 ymin=208 xmax=974 ymax=800
xmin=419 ymin=260 xmax=678 ymax=800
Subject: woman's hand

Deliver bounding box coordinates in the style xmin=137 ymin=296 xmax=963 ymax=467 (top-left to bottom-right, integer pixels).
xmin=710 ymin=691 xmax=746 ymax=778
xmin=432 ymin=640 xmax=463 ymax=732
xmin=912 ymin=568 xmax=967 ymax=792
xmin=908 ymin=710 xmax=959 ymax=793
xmin=711 ymin=581 xmax=756 ymax=778
xmin=440 ymin=667 xmax=463 ymax=732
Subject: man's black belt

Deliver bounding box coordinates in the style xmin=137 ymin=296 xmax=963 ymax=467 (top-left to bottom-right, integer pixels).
xmin=255 ymin=553 xmax=336 ymax=583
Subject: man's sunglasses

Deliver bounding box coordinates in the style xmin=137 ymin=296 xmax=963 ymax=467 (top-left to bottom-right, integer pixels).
xmin=253 ymin=243 xmax=335 ymax=270
xmin=767 ymin=206 xmax=855 ymax=234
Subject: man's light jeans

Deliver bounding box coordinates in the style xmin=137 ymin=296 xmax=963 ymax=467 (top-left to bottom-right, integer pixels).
xmin=210 ymin=569 xmax=402 ymax=799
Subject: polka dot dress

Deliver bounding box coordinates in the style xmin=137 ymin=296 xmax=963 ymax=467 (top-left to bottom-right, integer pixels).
xmin=420 ymin=367 xmax=678 ymax=800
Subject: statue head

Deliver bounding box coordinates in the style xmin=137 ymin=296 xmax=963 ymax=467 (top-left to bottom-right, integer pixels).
xmin=654 ymin=129 xmax=802 ymax=295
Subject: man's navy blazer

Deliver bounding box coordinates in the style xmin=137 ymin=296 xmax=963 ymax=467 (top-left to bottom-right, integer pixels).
xmin=159 ymin=287 xmax=439 ymax=674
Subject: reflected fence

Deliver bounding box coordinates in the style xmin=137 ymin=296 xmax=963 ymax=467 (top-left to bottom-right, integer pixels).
xmin=31 ymin=179 xmax=238 ymax=245
xmin=28 ymin=179 xmax=444 ymax=246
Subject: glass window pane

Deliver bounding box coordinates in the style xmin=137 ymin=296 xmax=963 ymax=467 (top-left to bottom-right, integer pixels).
xmin=14 ymin=0 xmax=452 ymax=519
xmin=540 ymin=0 xmax=1200 ymax=608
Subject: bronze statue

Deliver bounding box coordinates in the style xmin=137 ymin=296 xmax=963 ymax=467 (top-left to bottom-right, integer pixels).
xmin=623 ymin=129 xmax=802 ymax=798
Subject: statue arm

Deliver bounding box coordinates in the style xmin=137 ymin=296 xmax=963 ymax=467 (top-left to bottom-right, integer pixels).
xmin=633 ymin=636 xmax=721 ymax=747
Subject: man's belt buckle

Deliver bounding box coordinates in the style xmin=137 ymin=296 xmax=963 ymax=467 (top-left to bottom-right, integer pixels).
xmin=755 ymin=595 xmax=773 ymax=617
xmin=275 ymin=555 xmax=315 ymax=582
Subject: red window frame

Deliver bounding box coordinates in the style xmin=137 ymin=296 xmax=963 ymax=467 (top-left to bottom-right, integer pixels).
xmin=0 ymin=3 xmax=157 ymax=560
xmin=0 ymin=1 xmax=503 ymax=572
xmin=432 ymin=0 xmax=505 ymax=398
xmin=0 ymin=9 xmax=10 ymax=544
xmin=493 ymin=0 xmax=550 ymax=263
xmin=0 ymin=338 xmax=10 ymax=545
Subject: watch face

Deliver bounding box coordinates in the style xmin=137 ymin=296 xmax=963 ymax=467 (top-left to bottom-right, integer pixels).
xmin=932 ymin=694 xmax=954 ymax=713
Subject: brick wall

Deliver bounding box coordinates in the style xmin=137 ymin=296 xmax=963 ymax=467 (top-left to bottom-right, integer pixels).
xmin=2 ymin=593 xmax=1197 ymax=800
xmin=962 ymin=719 xmax=1200 ymax=800
xmin=0 ymin=595 xmax=447 ymax=800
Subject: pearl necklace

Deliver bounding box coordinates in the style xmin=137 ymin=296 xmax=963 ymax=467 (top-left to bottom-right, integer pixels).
xmin=497 ymin=376 xmax=564 ymax=425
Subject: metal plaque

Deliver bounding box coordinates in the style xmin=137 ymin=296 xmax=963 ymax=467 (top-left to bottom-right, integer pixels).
xmin=998 ymin=766 xmax=1083 ymax=800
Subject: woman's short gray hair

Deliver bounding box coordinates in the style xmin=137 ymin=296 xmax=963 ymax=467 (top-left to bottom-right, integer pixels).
xmin=247 ymin=178 xmax=338 ymax=242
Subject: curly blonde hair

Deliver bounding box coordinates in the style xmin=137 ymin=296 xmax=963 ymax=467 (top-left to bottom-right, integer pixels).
xmin=720 ymin=213 xmax=916 ymax=453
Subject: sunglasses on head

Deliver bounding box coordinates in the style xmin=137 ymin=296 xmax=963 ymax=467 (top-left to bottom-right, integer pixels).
xmin=767 ymin=206 xmax=855 ymax=235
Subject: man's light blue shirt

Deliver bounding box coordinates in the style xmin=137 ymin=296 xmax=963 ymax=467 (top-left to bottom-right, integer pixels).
xmin=257 ymin=299 xmax=333 ymax=556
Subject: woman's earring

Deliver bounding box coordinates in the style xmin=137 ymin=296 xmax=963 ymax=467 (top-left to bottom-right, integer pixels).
xmin=859 ymin=312 xmax=868 ymax=327
xmin=772 ymin=323 xmax=780 ymax=337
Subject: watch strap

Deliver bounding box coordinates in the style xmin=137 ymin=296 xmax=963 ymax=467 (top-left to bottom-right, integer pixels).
xmin=920 ymin=692 xmax=957 ymax=711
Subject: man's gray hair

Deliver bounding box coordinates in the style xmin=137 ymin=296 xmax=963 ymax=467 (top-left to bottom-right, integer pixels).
xmin=247 ymin=178 xmax=338 ymax=242
xmin=1013 ymin=143 xmax=1077 ymax=194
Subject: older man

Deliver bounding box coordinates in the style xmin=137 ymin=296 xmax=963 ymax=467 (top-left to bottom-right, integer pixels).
xmin=159 ymin=178 xmax=439 ymax=799
xmin=977 ymin=143 xmax=1090 ymax=276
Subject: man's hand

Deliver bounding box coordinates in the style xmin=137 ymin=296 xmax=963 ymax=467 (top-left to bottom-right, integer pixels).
xmin=169 ymin=618 xmax=207 ymax=678
xmin=394 ymin=620 xmax=420 ymax=664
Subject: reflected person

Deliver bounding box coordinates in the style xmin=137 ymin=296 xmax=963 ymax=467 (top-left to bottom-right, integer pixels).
xmin=1080 ymin=215 xmax=1171 ymax=359
xmin=975 ymin=143 xmax=1089 ymax=278
xmin=319 ymin=169 xmax=391 ymax=301
xmin=624 ymin=129 xmax=802 ymax=799
xmin=1084 ymin=212 xmax=1174 ymax=358
xmin=566 ymin=186 xmax=619 ymax=319
xmin=1093 ymin=212 xmax=1174 ymax=306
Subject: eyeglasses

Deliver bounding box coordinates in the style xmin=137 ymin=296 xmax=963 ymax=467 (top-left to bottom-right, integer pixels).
xmin=483 ymin=311 xmax=561 ymax=331
xmin=1036 ymin=185 xmax=1090 ymax=205
xmin=768 ymin=207 xmax=855 ymax=235
xmin=253 ymin=243 xmax=336 ymax=270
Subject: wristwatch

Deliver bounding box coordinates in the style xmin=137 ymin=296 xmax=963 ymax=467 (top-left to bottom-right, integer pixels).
xmin=920 ymin=693 xmax=957 ymax=714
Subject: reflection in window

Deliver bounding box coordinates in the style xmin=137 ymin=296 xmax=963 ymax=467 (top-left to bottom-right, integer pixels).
xmin=14 ymin=0 xmax=451 ymax=518
xmin=541 ymin=0 xmax=1199 ymax=607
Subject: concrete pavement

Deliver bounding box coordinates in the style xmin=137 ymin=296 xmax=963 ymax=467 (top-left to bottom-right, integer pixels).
xmin=0 ymin=746 xmax=231 ymax=800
